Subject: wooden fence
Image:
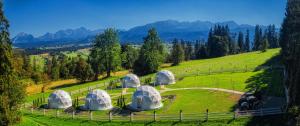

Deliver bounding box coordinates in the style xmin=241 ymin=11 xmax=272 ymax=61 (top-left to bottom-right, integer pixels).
xmin=24 ymin=107 xmax=285 ymax=122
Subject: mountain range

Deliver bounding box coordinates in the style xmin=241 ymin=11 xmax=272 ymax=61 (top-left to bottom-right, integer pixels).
xmin=12 ymin=20 xmax=269 ymax=48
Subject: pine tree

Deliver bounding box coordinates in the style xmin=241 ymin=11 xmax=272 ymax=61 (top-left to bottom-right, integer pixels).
xmin=90 ymin=28 xmax=121 ymax=78
xmin=245 ymin=30 xmax=251 ymax=52
xmin=0 ymin=2 xmax=25 ymax=125
xmin=207 ymin=25 xmax=231 ymax=57
xmin=184 ymin=41 xmax=193 ymax=60
xmin=133 ymin=28 xmax=165 ymax=75
xmin=51 ymin=56 xmax=60 ymax=80
xmin=171 ymin=39 xmax=184 ymax=66
xmin=253 ymin=25 xmax=263 ymax=51
xmin=280 ymin=0 xmax=300 ymax=107
xmin=75 ymin=57 xmax=94 ymax=83
xmin=260 ymin=38 xmax=269 ymax=52
xmin=237 ymin=31 xmax=244 ymax=53
xmin=121 ymin=44 xmax=138 ymax=69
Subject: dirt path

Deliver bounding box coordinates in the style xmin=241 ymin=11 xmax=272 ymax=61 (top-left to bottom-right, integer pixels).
xmin=161 ymin=87 xmax=244 ymax=95
xmin=111 ymin=87 xmax=244 ymax=98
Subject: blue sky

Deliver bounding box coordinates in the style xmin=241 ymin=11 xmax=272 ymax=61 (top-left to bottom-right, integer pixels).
xmin=4 ymin=0 xmax=286 ymax=37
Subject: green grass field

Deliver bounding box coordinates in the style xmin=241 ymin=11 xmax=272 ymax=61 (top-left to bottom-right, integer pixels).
xmin=22 ymin=48 xmax=285 ymax=126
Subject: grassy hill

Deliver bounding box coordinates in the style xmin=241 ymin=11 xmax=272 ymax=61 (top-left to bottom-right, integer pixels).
xmin=21 ymin=48 xmax=285 ymax=126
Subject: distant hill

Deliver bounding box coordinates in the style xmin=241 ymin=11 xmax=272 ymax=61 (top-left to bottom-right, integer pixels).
xmin=12 ymin=20 xmax=271 ymax=48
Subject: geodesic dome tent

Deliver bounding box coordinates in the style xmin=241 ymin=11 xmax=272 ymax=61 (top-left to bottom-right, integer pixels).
xmin=121 ymin=74 xmax=141 ymax=88
xmin=84 ymin=89 xmax=113 ymax=110
xmin=155 ymin=70 xmax=175 ymax=85
xmin=130 ymin=85 xmax=163 ymax=111
xmin=48 ymin=90 xmax=72 ymax=109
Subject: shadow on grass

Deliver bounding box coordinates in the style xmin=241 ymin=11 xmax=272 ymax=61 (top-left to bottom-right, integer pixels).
xmin=245 ymin=54 xmax=284 ymax=97
xmin=229 ymin=53 xmax=287 ymax=125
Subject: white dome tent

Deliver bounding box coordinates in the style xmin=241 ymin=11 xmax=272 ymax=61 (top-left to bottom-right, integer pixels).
xmin=84 ymin=89 xmax=113 ymax=110
xmin=130 ymin=85 xmax=163 ymax=111
xmin=121 ymin=74 xmax=141 ymax=88
xmin=155 ymin=70 xmax=175 ymax=85
xmin=48 ymin=90 xmax=72 ymax=109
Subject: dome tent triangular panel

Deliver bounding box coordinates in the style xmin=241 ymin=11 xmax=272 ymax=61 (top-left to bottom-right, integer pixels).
xmin=85 ymin=89 xmax=113 ymax=110
xmin=48 ymin=90 xmax=72 ymax=109
xmin=130 ymin=85 xmax=163 ymax=111
xmin=155 ymin=70 xmax=175 ymax=85
xmin=121 ymin=74 xmax=141 ymax=88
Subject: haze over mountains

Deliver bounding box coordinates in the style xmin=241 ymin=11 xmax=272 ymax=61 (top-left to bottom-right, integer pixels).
xmin=12 ymin=20 xmax=270 ymax=48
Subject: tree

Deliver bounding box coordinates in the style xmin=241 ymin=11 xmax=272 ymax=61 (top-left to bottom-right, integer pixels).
xmin=237 ymin=31 xmax=244 ymax=53
xmin=253 ymin=25 xmax=263 ymax=51
xmin=183 ymin=41 xmax=193 ymax=61
xmin=0 ymin=2 xmax=25 ymax=125
xmin=75 ymin=57 xmax=94 ymax=83
xmin=280 ymin=0 xmax=300 ymax=107
xmin=134 ymin=28 xmax=165 ymax=75
xmin=260 ymin=38 xmax=269 ymax=52
xmin=90 ymin=28 xmax=121 ymax=78
xmin=245 ymin=30 xmax=251 ymax=52
xmin=207 ymin=25 xmax=231 ymax=57
xmin=121 ymin=44 xmax=138 ymax=69
xmin=267 ymin=24 xmax=279 ymax=48
xmin=171 ymin=39 xmax=184 ymax=65
xmin=51 ymin=56 xmax=60 ymax=80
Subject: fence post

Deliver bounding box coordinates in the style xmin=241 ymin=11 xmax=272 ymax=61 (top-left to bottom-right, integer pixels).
xmin=109 ymin=111 xmax=112 ymax=122
xmin=72 ymin=110 xmax=75 ymax=119
xmin=90 ymin=111 xmax=93 ymax=120
xmin=179 ymin=110 xmax=183 ymax=122
xmin=130 ymin=112 xmax=133 ymax=122
xmin=205 ymin=109 xmax=209 ymax=121
xmin=56 ymin=109 xmax=59 ymax=117
xmin=153 ymin=111 xmax=157 ymax=122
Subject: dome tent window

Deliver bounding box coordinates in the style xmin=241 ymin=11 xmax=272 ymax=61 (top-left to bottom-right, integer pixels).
xmin=121 ymin=74 xmax=141 ymax=88
xmin=48 ymin=90 xmax=72 ymax=109
xmin=155 ymin=70 xmax=175 ymax=85
xmin=130 ymin=85 xmax=163 ymax=111
xmin=84 ymin=89 xmax=113 ymax=110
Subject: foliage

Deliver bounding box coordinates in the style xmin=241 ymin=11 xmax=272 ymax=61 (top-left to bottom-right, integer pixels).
xmin=90 ymin=28 xmax=121 ymax=78
xmin=207 ymin=25 xmax=231 ymax=57
xmin=0 ymin=2 xmax=25 ymax=125
xmin=74 ymin=57 xmax=94 ymax=83
xmin=280 ymin=0 xmax=300 ymax=107
xmin=171 ymin=39 xmax=184 ymax=65
xmin=134 ymin=28 xmax=166 ymax=75
xmin=121 ymin=44 xmax=138 ymax=69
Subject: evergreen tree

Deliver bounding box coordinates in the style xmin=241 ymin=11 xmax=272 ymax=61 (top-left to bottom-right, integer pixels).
xmin=267 ymin=24 xmax=279 ymax=48
xmin=184 ymin=41 xmax=193 ymax=61
xmin=260 ymin=38 xmax=269 ymax=52
xmin=245 ymin=30 xmax=251 ymax=52
xmin=0 ymin=2 xmax=25 ymax=125
xmin=90 ymin=28 xmax=121 ymax=78
xmin=237 ymin=31 xmax=244 ymax=53
xmin=280 ymin=0 xmax=300 ymax=107
xmin=207 ymin=25 xmax=231 ymax=57
xmin=171 ymin=39 xmax=184 ymax=65
xmin=253 ymin=25 xmax=263 ymax=51
xmin=121 ymin=44 xmax=138 ymax=69
xmin=51 ymin=56 xmax=60 ymax=80
xmin=75 ymin=57 xmax=94 ymax=83
xmin=133 ymin=28 xmax=165 ymax=75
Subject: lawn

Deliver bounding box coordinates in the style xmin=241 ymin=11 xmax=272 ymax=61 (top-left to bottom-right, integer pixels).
xmin=22 ymin=48 xmax=285 ymax=125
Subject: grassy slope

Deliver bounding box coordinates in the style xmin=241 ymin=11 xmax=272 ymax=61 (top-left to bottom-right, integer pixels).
xmin=17 ymin=114 xmax=286 ymax=126
xmin=22 ymin=48 xmax=284 ymax=125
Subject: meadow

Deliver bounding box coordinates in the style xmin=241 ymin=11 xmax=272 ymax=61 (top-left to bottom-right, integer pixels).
xmin=22 ymin=48 xmax=284 ymax=125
